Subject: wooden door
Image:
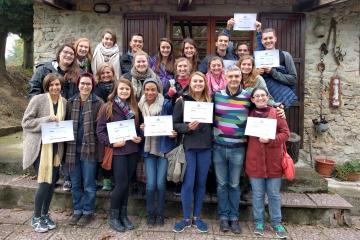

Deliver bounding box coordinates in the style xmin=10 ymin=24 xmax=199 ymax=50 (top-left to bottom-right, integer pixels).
xmin=123 ymin=13 xmax=166 ymax=56
xmin=259 ymin=13 xmax=305 ymax=145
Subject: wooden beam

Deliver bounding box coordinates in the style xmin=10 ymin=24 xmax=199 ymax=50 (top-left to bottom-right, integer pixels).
xmin=178 ymin=0 xmax=193 ymax=11
xmin=293 ymin=0 xmax=349 ymax=12
xmin=42 ymin=0 xmax=74 ymax=10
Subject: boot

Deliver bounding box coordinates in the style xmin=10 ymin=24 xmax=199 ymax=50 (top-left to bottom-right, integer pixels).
xmin=108 ymin=209 xmax=125 ymax=232
xmin=120 ymin=206 xmax=134 ymax=230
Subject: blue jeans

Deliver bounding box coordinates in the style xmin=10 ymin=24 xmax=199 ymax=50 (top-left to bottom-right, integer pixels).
xmin=213 ymin=145 xmax=245 ymax=220
xmin=145 ymin=154 xmax=168 ymax=216
xmin=250 ymin=177 xmax=282 ymax=226
xmin=69 ymin=155 xmax=97 ymax=215
xmin=181 ymin=148 xmax=211 ymax=219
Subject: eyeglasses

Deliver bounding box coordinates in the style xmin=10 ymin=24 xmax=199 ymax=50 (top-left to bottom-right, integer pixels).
xmin=61 ymin=50 xmax=74 ymax=56
xmin=253 ymin=94 xmax=268 ymax=99
xmin=79 ymin=82 xmax=92 ymax=87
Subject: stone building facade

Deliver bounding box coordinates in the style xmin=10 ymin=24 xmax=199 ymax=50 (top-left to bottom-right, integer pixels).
xmin=33 ymin=0 xmax=360 ymax=163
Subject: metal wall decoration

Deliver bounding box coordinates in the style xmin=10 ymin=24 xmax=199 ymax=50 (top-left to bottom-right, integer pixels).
xmin=329 ymin=76 xmax=341 ymax=108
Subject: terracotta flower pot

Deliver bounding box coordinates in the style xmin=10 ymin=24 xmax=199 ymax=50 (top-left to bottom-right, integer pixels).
xmin=315 ymin=157 xmax=335 ymax=177
xmin=345 ymin=172 xmax=360 ymax=181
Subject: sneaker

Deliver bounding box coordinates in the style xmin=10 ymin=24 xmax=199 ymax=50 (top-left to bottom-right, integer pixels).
xmin=62 ymin=180 xmax=72 ymax=192
xmin=192 ymin=218 xmax=208 ymax=233
xmin=146 ymin=214 xmax=156 ymax=226
xmin=274 ymin=225 xmax=288 ymax=239
xmin=254 ymin=223 xmax=265 ymax=236
xmin=102 ymin=178 xmax=112 ymax=191
xmin=31 ymin=216 xmax=48 ymax=233
xmin=173 ymin=219 xmax=191 ymax=233
xmin=156 ymin=215 xmax=165 ymax=226
xmin=230 ymin=220 xmax=241 ymax=234
xmin=77 ymin=214 xmax=93 ymax=226
xmin=42 ymin=214 xmax=56 ymax=230
xmin=68 ymin=214 xmax=82 ymax=226
xmin=219 ymin=219 xmax=230 ymax=232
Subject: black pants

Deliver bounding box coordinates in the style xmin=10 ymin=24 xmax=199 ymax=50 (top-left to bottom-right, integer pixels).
xmin=111 ymin=153 xmax=138 ymax=209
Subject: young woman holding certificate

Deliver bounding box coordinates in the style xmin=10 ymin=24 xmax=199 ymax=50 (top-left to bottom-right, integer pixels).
xmin=245 ymin=87 xmax=290 ymax=239
xmin=172 ymin=71 xmax=212 ymax=233
xmin=22 ymin=73 xmax=67 ymax=233
xmin=138 ymin=78 xmax=177 ymax=227
xmin=96 ymin=78 xmax=142 ymax=232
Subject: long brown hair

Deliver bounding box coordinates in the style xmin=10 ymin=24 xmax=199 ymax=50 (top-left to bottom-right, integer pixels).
xmin=74 ymin=37 xmax=93 ymax=62
xmin=180 ymin=38 xmax=199 ymax=71
xmin=56 ymin=44 xmax=80 ymax=83
xmin=188 ymin=71 xmax=211 ymax=102
xmin=237 ymin=55 xmax=258 ymax=88
xmin=103 ymin=78 xmax=139 ymax=125
xmin=155 ymin=38 xmax=174 ymax=74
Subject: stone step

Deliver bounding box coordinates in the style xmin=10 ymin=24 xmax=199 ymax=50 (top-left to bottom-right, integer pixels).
xmin=0 ymin=173 xmax=353 ymax=227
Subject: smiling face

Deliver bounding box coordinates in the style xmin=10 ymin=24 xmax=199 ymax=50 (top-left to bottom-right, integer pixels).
xmin=48 ymin=79 xmax=62 ymax=97
xmin=251 ymin=89 xmax=269 ymax=108
xmin=100 ymin=67 xmax=114 ymax=82
xmin=129 ymin=35 xmax=144 ymax=53
xmin=236 ymin=44 xmax=249 ymax=58
xmin=225 ymin=69 xmax=242 ymax=91
xmin=78 ymin=76 xmax=93 ymax=97
xmin=240 ymin=59 xmax=253 ymax=75
xmin=102 ymin=33 xmax=114 ymax=49
xmin=183 ymin=42 xmax=196 ymax=58
xmin=209 ymin=59 xmax=223 ymax=76
xmin=216 ymin=35 xmax=229 ymax=52
xmin=134 ymin=55 xmax=149 ymax=73
xmin=59 ymin=46 xmax=75 ymax=66
xmin=190 ymin=74 xmax=205 ymax=94
xmin=261 ymin=31 xmax=277 ymax=50
xmin=159 ymin=41 xmax=171 ymax=58
xmin=117 ymin=82 xmax=131 ymax=101
xmin=144 ymin=82 xmax=158 ymax=103
xmin=76 ymin=40 xmax=90 ymax=58
xmin=176 ymin=60 xmax=190 ymax=78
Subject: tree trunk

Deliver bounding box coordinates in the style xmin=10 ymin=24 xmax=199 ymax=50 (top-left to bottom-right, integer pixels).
xmin=23 ymin=36 xmax=33 ymax=69
xmin=0 ymin=31 xmax=7 ymax=77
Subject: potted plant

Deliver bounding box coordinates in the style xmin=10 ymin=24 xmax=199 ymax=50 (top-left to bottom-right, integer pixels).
xmin=312 ymin=115 xmax=329 ymax=134
xmin=315 ymin=156 xmax=335 ymax=177
xmin=335 ymin=160 xmax=360 ymax=181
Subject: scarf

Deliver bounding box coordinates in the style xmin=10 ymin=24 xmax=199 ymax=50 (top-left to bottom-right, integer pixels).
xmin=131 ymin=67 xmax=160 ymax=99
xmin=138 ymin=94 xmax=164 ymax=156
xmin=38 ymin=93 xmax=64 ymax=184
xmin=177 ymin=77 xmax=190 ymax=90
xmin=66 ymin=93 xmax=96 ymax=171
xmin=77 ymin=57 xmax=90 ymax=73
xmin=92 ymin=43 xmax=121 ymax=79
xmin=253 ymin=106 xmax=271 ymax=118
xmin=114 ymin=95 xmax=135 ymax=119
xmin=206 ymin=71 xmax=226 ymax=94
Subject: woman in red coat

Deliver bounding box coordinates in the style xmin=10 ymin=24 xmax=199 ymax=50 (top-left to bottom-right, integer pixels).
xmin=245 ymin=87 xmax=290 ymax=239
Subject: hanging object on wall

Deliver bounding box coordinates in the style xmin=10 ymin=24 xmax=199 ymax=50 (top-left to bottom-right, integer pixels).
xmin=329 ymin=75 xmax=341 ymax=108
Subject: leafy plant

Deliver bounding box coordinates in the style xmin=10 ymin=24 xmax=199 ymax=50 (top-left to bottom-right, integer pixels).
xmin=335 ymin=160 xmax=360 ymax=180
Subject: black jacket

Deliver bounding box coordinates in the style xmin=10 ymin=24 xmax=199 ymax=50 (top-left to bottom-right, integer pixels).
xmin=120 ymin=52 xmax=132 ymax=75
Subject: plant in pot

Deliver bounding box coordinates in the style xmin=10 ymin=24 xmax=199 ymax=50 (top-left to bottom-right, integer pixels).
xmin=335 ymin=160 xmax=360 ymax=181
xmin=315 ymin=156 xmax=335 ymax=177
xmin=312 ymin=115 xmax=329 ymax=134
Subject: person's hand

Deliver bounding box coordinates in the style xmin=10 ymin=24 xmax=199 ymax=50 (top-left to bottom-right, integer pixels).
xmin=256 ymin=21 xmax=262 ymax=32
xmin=257 ymin=68 xmax=265 ymax=75
xmin=140 ymin=123 xmax=145 ymax=131
xmin=259 ymin=137 xmax=270 ymax=143
xmin=49 ymin=115 xmax=59 ymax=122
xmin=227 ymin=18 xmax=235 ymax=30
xmin=276 ymin=106 xmax=286 ymax=119
xmin=132 ymin=136 xmax=142 ymax=144
xmin=169 ymin=130 xmax=178 ymax=138
xmin=188 ymin=121 xmax=199 ymax=131
xmin=113 ymin=139 xmax=126 ymax=148
xmin=264 ymin=67 xmax=272 ymax=73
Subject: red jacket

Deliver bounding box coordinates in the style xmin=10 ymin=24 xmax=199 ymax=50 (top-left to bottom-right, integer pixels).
xmin=245 ymin=107 xmax=290 ymax=178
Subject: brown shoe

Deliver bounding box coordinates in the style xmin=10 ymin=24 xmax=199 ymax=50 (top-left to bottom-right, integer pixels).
xmin=77 ymin=214 xmax=93 ymax=226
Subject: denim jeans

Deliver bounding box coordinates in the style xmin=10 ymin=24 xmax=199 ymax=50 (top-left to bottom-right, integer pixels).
xmin=181 ymin=148 xmax=211 ymax=219
xmin=144 ymin=154 xmax=168 ymax=216
xmin=213 ymin=145 xmax=245 ymax=220
xmin=250 ymin=177 xmax=282 ymax=226
xmin=69 ymin=155 xmax=97 ymax=215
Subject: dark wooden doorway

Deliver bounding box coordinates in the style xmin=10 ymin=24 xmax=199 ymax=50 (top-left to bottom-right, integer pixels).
xmin=123 ymin=13 xmax=166 ymax=56
xmin=259 ymin=13 xmax=305 ymax=145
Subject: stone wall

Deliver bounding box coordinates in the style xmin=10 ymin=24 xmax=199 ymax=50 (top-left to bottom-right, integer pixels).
xmin=303 ymin=0 xmax=360 ymax=163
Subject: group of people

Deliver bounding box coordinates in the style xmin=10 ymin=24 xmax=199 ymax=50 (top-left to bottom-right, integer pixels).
xmin=22 ymin=18 xmax=296 ymax=239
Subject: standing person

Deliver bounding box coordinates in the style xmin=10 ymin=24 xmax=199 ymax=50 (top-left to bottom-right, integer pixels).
xmin=29 ymin=44 xmax=80 ymax=100
xmin=234 ymin=43 xmax=250 ymax=59
xmin=96 ymin=78 xmax=142 ymax=232
xmin=120 ymin=33 xmax=144 ymax=74
xmin=255 ymin=22 xmax=297 ymax=109
xmin=22 ymin=74 xmax=67 ymax=233
xmin=92 ymin=28 xmax=121 ymax=79
xmin=94 ymin=63 xmax=116 ymax=191
xmin=180 ymin=38 xmax=200 ymax=72
xmin=206 ymin=56 xmax=226 ymax=94
xmin=149 ymin=38 xmax=175 ymax=95
xmin=138 ymin=78 xmax=177 ymax=227
xmin=74 ymin=38 xmax=92 ymax=73
xmin=246 ymin=87 xmax=290 ymax=239
xmin=166 ymin=57 xmax=192 ymax=102
xmin=65 ymin=73 xmax=104 ymax=226
xmin=172 ymin=72 xmax=212 ymax=233
xmin=122 ymin=50 xmax=161 ymax=100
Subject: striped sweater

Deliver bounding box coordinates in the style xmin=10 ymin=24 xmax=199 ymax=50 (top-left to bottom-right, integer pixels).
xmin=213 ymin=87 xmax=251 ymax=147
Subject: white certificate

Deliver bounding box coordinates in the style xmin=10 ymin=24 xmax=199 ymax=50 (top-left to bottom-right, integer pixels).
xmin=183 ymin=101 xmax=214 ymax=124
xmin=254 ymin=49 xmax=280 ymax=68
xmin=245 ymin=117 xmax=277 ymax=140
xmin=106 ymin=119 xmax=137 ymax=143
xmin=223 ymin=60 xmax=238 ymax=71
xmin=144 ymin=115 xmax=173 ymax=137
xmin=41 ymin=120 xmax=74 ymax=144
xmin=234 ymin=13 xmax=257 ymax=31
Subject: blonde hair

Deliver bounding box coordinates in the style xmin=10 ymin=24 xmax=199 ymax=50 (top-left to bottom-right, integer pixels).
xmin=188 ymin=71 xmax=212 ymax=102
xmin=74 ymin=37 xmax=92 ymax=62
xmin=174 ymin=57 xmax=192 ymax=77
xmin=95 ymin=63 xmax=116 ymax=83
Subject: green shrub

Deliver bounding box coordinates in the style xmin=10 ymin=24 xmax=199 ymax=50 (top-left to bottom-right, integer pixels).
xmin=335 ymin=160 xmax=360 ymax=180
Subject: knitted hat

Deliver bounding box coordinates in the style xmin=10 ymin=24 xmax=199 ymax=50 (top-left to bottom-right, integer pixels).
xmin=143 ymin=78 xmax=161 ymax=92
